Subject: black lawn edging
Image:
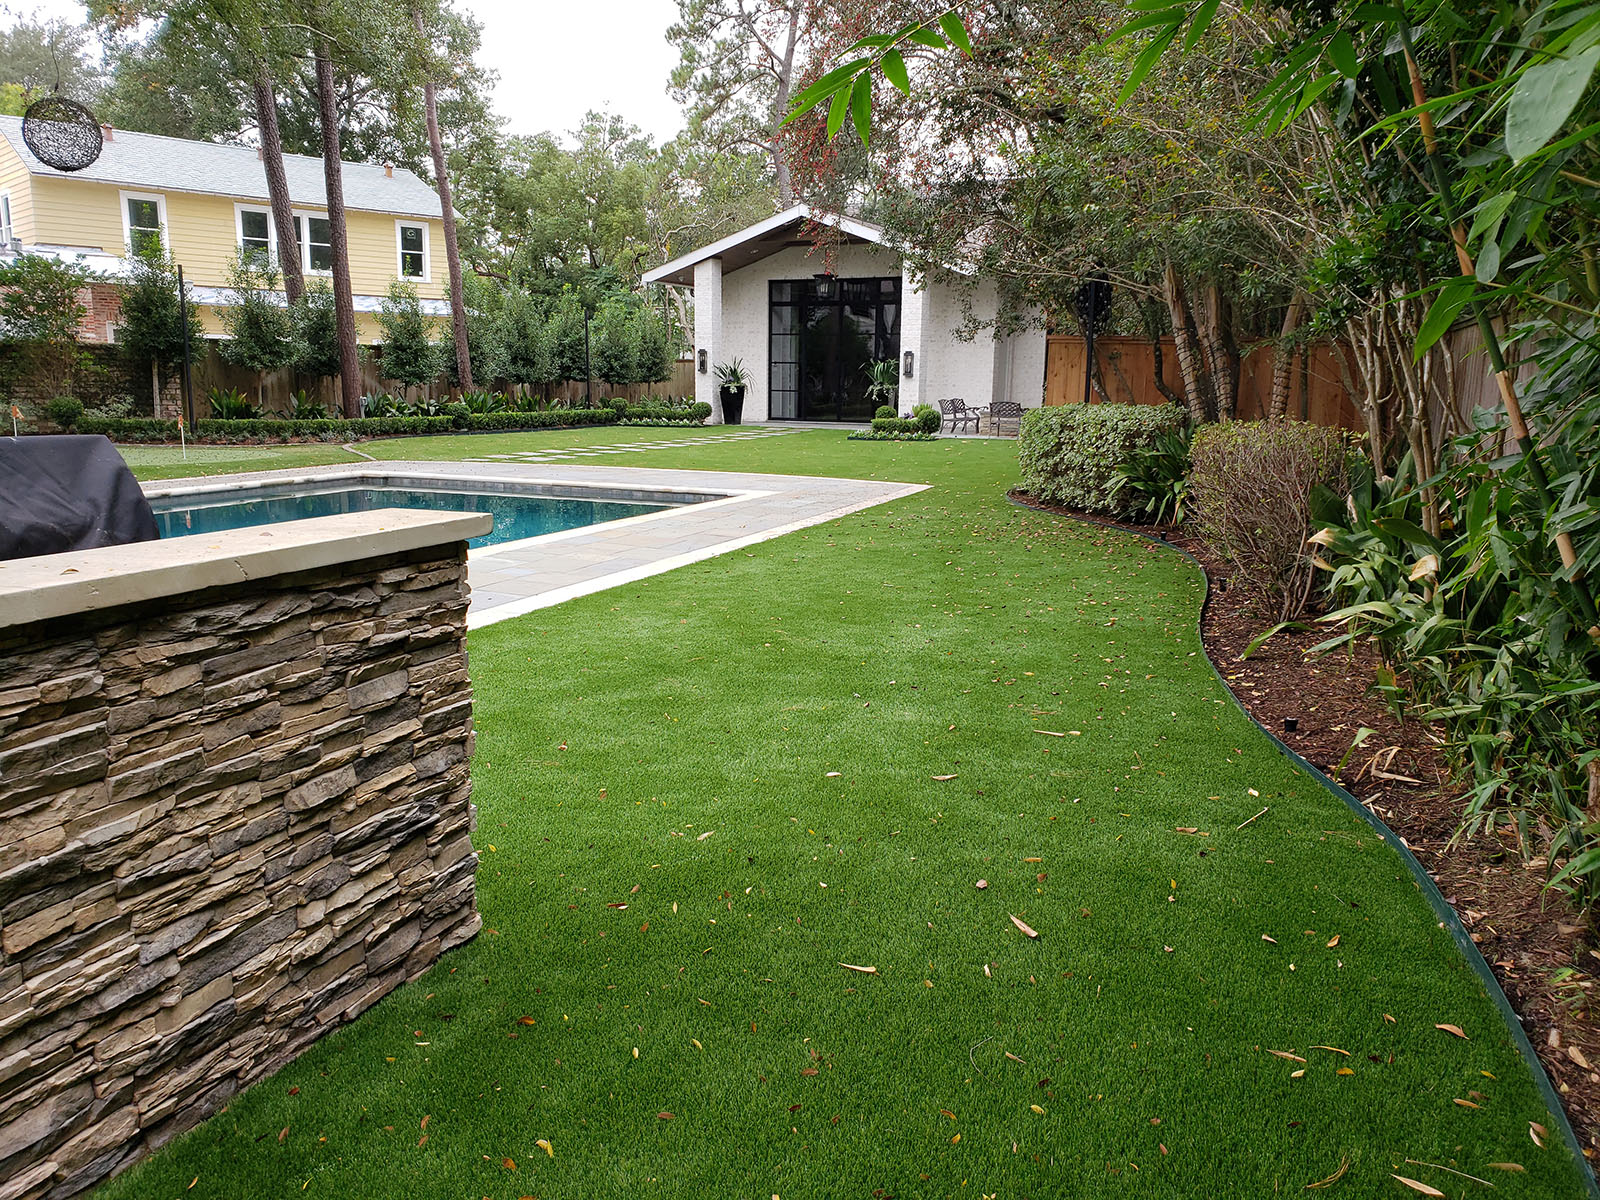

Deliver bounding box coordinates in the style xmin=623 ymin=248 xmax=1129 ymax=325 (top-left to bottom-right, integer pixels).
xmin=1006 ymin=490 xmax=1600 ymax=1197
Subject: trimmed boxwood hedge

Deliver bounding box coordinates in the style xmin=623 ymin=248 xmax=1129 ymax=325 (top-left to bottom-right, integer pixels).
xmin=75 ymin=408 xmax=618 ymax=444
xmin=1017 ymin=402 xmax=1185 ymax=518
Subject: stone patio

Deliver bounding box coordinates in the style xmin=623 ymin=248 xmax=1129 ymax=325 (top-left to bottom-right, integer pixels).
xmin=143 ymin=461 xmax=928 ymax=629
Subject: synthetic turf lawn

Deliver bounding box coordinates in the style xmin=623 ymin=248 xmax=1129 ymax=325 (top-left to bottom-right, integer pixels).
xmin=103 ymin=431 xmax=1588 ymax=1199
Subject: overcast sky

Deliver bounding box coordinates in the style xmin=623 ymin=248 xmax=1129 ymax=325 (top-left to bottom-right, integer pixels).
xmin=9 ymin=0 xmax=689 ymax=146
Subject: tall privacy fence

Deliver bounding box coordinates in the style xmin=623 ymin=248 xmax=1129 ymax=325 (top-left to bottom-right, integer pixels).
xmin=1044 ymin=326 xmax=1508 ymax=430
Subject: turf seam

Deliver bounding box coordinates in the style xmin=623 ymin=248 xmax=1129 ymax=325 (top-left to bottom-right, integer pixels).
xmin=1007 ymin=492 xmax=1599 ymax=1197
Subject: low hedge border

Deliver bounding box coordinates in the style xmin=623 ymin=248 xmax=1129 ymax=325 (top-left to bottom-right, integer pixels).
xmin=76 ymin=409 xmax=618 ymax=444
xmin=846 ymin=430 xmax=938 ymax=442
xmin=619 ymin=418 xmax=706 ymax=427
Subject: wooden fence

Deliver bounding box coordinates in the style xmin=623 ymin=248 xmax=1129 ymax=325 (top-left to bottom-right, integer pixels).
xmin=1043 ymin=326 xmax=1508 ymax=435
xmin=1044 ymin=335 xmax=1364 ymax=428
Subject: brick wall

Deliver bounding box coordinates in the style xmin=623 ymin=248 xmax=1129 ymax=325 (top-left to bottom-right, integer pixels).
xmin=0 ymin=544 xmax=481 ymax=1199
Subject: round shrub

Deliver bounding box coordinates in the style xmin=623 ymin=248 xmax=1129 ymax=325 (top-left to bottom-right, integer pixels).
xmin=874 ymin=404 xmax=896 ymax=420
xmin=46 ymin=395 xmax=84 ymax=430
xmin=1187 ymin=419 xmax=1353 ymax=618
xmin=1018 ymin=402 xmax=1184 ymax=517
xmin=912 ymin=403 xmax=940 ymax=435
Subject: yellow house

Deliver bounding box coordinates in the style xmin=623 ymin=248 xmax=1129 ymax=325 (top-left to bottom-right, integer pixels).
xmin=0 ymin=115 xmax=449 ymax=344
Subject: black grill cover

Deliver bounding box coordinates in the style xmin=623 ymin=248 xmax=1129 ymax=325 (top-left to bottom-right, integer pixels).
xmin=0 ymin=434 xmax=159 ymax=561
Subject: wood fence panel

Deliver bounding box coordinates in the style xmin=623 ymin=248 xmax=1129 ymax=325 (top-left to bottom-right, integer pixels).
xmin=1044 ymin=334 xmax=1362 ymax=430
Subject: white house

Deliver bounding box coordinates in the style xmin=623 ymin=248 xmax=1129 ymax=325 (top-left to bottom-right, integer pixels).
xmin=642 ymin=204 xmax=1047 ymax=425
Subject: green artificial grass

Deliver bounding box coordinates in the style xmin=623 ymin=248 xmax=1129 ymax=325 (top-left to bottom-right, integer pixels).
xmin=102 ymin=430 xmax=1588 ymax=1199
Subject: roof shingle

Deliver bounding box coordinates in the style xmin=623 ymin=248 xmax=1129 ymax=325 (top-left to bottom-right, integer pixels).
xmin=0 ymin=116 xmax=442 ymax=219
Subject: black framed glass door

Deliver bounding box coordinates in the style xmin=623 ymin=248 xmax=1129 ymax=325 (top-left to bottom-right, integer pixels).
xmin=770 ymin=277 xmax=900 ymax=421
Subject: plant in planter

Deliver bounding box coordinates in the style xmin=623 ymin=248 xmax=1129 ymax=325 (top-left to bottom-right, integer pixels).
xmin=866 ymin=358 xmax=899 ymax=414
xmin=714 ymin=357 xmax=749 ymax=425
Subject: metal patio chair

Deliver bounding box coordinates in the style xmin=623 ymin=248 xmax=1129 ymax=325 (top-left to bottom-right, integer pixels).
xmin=988 ymin=400 xmax=1024 ymax=437
xmin=940 ymin=398 xmax=981 ymax=434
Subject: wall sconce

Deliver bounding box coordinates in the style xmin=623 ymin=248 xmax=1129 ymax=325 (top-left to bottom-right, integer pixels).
xmin=697 ymin=349 xmax=708 ymax=374
xmin=902 ymin=350 xmax=914 ymax=379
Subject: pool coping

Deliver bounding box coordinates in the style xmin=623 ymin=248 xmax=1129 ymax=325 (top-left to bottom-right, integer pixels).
xmin=141 ymin=463 xmax=929 ymax=628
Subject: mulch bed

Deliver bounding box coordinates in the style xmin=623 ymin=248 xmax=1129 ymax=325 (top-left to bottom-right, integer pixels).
xmin=1011 ymin=490 xmax=1600 ymax=1162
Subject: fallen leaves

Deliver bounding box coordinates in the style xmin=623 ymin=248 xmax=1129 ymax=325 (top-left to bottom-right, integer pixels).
xmin=1304 ymin=1158 xmax=1349 ymax=1190
xmin=1268 ymin=1050 xmax=1306 ymax=1063
xmin=1434 ymin=1023 xmax=1469 ymax=1039
xmin=839 ymin=962 xmax=878 ymax=975
xmin=1310 ymin=1045 xmax=1350 ymax=1057
xmin=932 ymin=774 xmax=959 ymax=782
xmin=657 ymin=1112 xmax=675 ymax=1120
xmin=1391 ymin=1176 xmax=1445 ymax=1197
xmin=1530 ymin=1120 xmax=1547 ymax=1148
xmin=536 ymin=1138 xmax=553 ymax=1157
xmin=1009 ymin=914 xmax=1039 ymax=939
xmin=1262 ymin=935 xmax=1278 ymax=944
xmin=975 ymin=879 xmax=989 ymax=890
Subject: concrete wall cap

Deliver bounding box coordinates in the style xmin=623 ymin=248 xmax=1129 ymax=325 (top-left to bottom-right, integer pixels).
xmin=0 ymin=508 xmax=491 ymax=629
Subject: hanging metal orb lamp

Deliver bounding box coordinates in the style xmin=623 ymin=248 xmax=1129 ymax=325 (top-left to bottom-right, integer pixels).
xmin=22 ymin=95 xmax=104 ymax=172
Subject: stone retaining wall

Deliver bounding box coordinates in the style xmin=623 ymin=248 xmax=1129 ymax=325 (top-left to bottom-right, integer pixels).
xmin=0 ymin=541 xmax=481 ymax=1199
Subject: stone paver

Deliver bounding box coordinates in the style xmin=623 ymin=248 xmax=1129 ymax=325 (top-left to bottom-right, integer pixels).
xmin=144 ymin=460 xmax=927 ymax=629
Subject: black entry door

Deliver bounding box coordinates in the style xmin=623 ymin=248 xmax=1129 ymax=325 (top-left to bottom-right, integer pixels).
xmin=771 ymin=278 xmax=900 ymax=421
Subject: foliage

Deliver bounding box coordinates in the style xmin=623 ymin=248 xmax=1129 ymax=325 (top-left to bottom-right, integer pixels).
xmin=462 ymin=390 xmax=508 ymax=415
xmin=0 ymin=254 xmax=94 ymax=400
xmin=291 ymin=284 xmax=342 ymax=382
xmin=1017 ymin=403 xmax=1185 ymax=519
xmin=544 ymin=293 xmax=589 ymax=384
xmin=45 ymin=396 xmax=84 ymax=430
xmin=714 ymin=357 xmax=749 ymax=389
xmin=217 ymin=253 xmax=295 ymax=394
xmin=874 ymin=404 xmax=895 ymax=420
xmin=376 ymin=280 xmax=441 ymax=390
xmin=1313 ymin=326 xmax=1600 ymax=902
xmin=1110 ymin=424 xmax=1193 ymax=527
xmin=846 ymin=428 xmax=938 ymax=441
xmin=0 ymin=15 xmax=104 ymax=105
xmin=1188 ymin=421 xmax=1352 ymax=620
xmin=207 ymin=387 xmax=259 ymax=420
xmin=287 ymin=390 xmax=329 ymax=420
xmin=116 ymin=247 xmax=203 ymax=394
xmin=866 ymin=359 xmax=899 ymax=411
xmin=73 ymin=411 xmax=622 ymax=443
xmin=871 ymin=415 xmax=922 ymax=435
xmin=591 ymin=297 xmax=638 ymax=389
xmin=912 ymin=403 xmax=939 ymax=435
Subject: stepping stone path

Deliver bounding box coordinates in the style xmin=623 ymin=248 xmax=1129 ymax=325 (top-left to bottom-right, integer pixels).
xmin=468 ymin=427 xmax=792 ymax=464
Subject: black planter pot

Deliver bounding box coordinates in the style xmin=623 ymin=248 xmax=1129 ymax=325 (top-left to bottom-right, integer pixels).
xmin=719 ymin=386 xmax=746 ymax=425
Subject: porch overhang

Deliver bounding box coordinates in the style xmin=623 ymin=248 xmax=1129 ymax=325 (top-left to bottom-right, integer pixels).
xmin=643 ymin=203 xmax=888 ymax=288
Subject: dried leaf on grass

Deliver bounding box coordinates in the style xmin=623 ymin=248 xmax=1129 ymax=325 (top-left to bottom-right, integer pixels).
xmin=1486 ymin=1163 xmax=1525 ymax=1173
xmin=1390 ymin=1177 xmax=1445 ymax=1198
xmin=1268 ymin=1050 xmax=1307 ymax=1063
xmin=1009 ymin=914 xmax=1039 ymax=939
xmin=1530 ymin=1120 xmax=1547 ymax=1148
xmin=1310 ymin=1045 xmax=1350 ymax=1057
xmin=1304 ymin=1158 xmax=1349 ymax=1189
xmin=1435 ymin=1023 xmax=1468 ymax=1039
xmin=839 ymin=962 xmax=878 ymax=974
xmin=536 ymin=1138 xmax=554 ymax=1157
xmin=933 ymin=774 xmax=958 ymax=781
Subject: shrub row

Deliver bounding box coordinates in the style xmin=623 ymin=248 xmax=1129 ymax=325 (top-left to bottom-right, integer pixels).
xmin=609 ymin=399 xmax=712 ymax=424
xmin=847 ymin=429 xmax=938 ymax=442
xmin=619 ymin=418 xmax=705 ymax=427
xmin=76 ymin=409 xmax=619 ymax=444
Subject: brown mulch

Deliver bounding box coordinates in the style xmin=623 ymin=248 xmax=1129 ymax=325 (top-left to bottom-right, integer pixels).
xmin=1011 ymin=490 xmax=1600 ymax=1161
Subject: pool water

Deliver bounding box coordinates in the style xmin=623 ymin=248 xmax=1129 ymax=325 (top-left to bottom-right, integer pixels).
xmin=151 ymin=485 xmax=668 ymax=549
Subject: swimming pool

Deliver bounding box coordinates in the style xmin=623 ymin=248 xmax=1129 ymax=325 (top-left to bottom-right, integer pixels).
xmin=149 ymin=481 xmax=674 ymax=550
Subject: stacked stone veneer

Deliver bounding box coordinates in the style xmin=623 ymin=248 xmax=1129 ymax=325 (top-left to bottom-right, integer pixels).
xmin=0 ymin=544 xmax=481 ymax=1199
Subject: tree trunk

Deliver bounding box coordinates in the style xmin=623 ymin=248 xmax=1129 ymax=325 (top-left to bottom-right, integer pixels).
xmin=1269 ymin=291 xmax=1305 ymax=420
xmin=1148 ymin=334 xmax=1183 ymax=407
xmin=315 ymin=43 xmax=363 ymax=418
xmin=253 ymin=62 xmax=304 ymax=304
xmin=763 ymin=0 xmax=802 ymax=203
xmin=1163 ymin=262 xmax=1214 ymax=424
xmin=416 ymin=10 xmax=473 ymax=391
xmin=1199 ymin=284 xmax=1238 ymax=420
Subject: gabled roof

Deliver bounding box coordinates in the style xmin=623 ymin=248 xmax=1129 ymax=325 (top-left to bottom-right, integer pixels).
xmin=0 ymin=116 xmax=443 ymax=220
xmin=643 ymin=204 xmax=889 ymax=287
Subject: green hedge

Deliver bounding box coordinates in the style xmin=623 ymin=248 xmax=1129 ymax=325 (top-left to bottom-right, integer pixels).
xmin=1017 ymin=402 xmax=1185 ymax=517
xmin=462 ymin=409 xmax=618 ymax=432
xmin=76 ymin=409 xmax=618 ymax=444
xmin=619 ymin=417 xmax=704 ymax=427
xmin=621 ymin=401 xmax=711 ymax=424
xmin=871 ymin=416 xmax=920 ymax=435
xmin=847 ymin=429 xmax=938 ymax=442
